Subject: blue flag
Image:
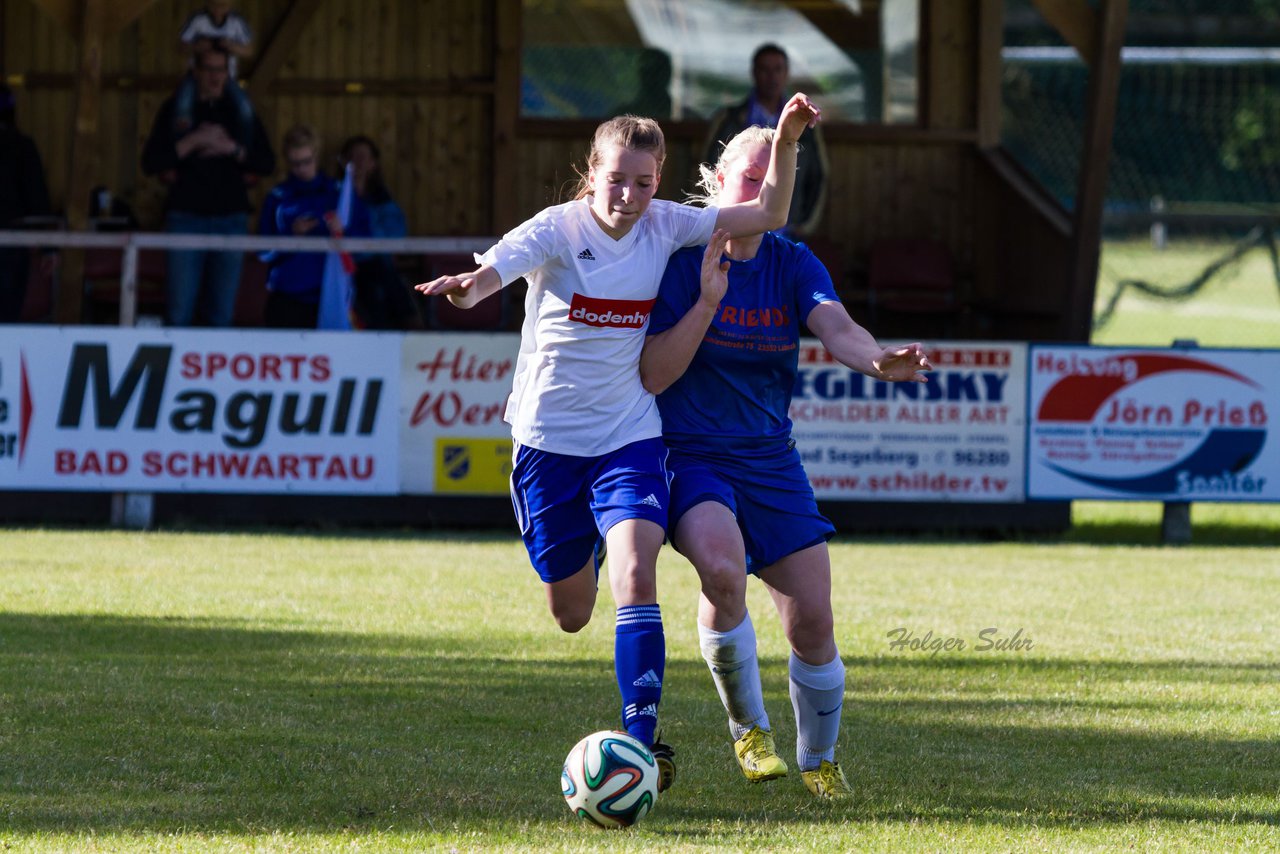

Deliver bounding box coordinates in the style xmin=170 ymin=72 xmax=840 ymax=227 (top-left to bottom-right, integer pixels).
xmin=316 ymin=162 xmax=357 ymax=330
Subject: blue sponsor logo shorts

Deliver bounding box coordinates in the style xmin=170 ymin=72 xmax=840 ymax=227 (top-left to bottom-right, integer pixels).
xmin=510 ymin=436 xmax=670 ymax=583
xmin=667 ymin=441 xmax=834 ymax=575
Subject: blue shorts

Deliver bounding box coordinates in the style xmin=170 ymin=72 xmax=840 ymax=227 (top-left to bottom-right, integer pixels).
xmin=509 ymin=437 xmax=670 ymax=584
xmin=667 ymin=441 xmax=834 ymax=575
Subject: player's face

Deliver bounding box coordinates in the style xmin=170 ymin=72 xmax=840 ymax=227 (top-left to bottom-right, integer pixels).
xmin=717 ymin=143 xmax=771 ymax=206
xmin=588 ymin=145 xmax=660 ymax=240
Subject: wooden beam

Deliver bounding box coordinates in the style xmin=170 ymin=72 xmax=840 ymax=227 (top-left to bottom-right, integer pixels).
xmin=103 ymin=0 xmax=162 ymax=35
xmin=247 ymin=0 xmax=325 ymax=101
xmin=28 ymin=0 xmax=74 ymax=33
xmin=1031 ymin=0 xmax=1097 ymax=66
xmin=980 ymin=149 xmax=1072 ymax=236
xmin=56 ymin=0 xmax=106 ymax=324
xmin=1066 ymin=0 xmax=1128 ymax=340
xmin=491 ymin=0 xmax=521 ymax=233
xmin=28 ymin=0 xmax=159 ymax=36
xmin=15 ymin=71 xmax=498 ymax=96
xmin=976 ymin=0 xmax=1005 ymax=148
xmin=781 ymin=0 xmax=881 ymax=50
xmin=916 ymin=0 xmax=932 ymax=126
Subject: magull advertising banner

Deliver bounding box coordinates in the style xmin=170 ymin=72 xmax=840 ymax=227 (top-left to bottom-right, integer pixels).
xmin=0 ymin=326 xmax=400 ymax=493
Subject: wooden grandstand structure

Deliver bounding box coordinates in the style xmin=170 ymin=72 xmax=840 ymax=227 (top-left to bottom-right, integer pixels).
xmin=2 ymin=0 xmax=1128 ymax=339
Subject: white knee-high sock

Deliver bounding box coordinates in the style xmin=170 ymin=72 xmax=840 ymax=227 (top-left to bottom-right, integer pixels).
xmin=698 ymin=613 xmax=770 ymax=740
xmin=789 ymin=650 xmax=845 ymax=770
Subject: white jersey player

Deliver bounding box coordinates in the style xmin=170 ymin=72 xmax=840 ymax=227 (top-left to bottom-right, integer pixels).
xmin=416 ymin=96 xmax=821 ymax=794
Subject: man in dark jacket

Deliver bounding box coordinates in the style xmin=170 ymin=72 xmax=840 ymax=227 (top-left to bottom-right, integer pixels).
xmin=142 ymin=46 xmax=274 ymax=326
xmin=703 ymin=43 xmax=828 ymax=238
xmin=0 ymin=84 xmax=53 ymax=323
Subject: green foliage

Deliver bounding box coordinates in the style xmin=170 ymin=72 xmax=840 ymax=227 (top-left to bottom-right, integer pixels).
xmin=1222 ymin=87 xmax=1280 ymax=173
xmin=1003 ymin=61 xmax=1280 ymax=208
xmin=2 ymin=518 xmax=1278 ymax=851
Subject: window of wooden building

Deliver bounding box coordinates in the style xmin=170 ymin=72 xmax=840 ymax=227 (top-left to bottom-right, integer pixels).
xmin=520 ymin=0 xmax=921 ymax=124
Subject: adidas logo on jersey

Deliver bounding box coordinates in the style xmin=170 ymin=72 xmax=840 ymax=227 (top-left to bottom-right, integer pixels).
xmin=576 ymin=247 xmax=596 ymax=260
xmin=640 ymin=493 xmax=663 ymax=509
xmin=632 ymin=669 xmax=662 ymax=688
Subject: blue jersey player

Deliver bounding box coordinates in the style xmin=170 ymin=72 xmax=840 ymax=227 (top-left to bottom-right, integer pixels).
xmin=641 ymin=126 xmax=931 ymax=799
xmin=417 ymin=97 xmax=822 ymax=793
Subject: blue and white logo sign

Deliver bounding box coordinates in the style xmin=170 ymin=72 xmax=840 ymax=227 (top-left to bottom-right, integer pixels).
xmin=1027 ymin=346 xmax=1276 ymax=501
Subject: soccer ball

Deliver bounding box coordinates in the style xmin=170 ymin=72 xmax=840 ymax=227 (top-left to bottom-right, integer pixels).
xmin=561 ymin=730 xmax=659 ymax=828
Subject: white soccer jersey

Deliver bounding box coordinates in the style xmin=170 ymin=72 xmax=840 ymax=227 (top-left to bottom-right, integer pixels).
xmin=179 ymin=11 xmax=253 ymax=78
xmin=480 ymin=197 xmax=718 ymax=457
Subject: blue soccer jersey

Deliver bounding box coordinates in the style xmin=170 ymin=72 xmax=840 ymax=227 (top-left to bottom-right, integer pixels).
xmin=648 ymin=232 xmax=838 ymax=452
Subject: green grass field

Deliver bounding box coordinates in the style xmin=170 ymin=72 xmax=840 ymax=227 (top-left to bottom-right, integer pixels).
xmin=2 ymin=502 xmax=1278 ymax=852
xmin=1 ymin=236 xmax=1276 ymax=850
xmin=1093 ymin=236 xmax=1280 ymax=347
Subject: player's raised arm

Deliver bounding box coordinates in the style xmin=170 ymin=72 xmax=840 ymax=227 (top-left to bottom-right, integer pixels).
xmin=642 ymin=230 xmax=731 ymax=395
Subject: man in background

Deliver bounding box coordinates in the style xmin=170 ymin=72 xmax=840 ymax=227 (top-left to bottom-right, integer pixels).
xmin=704 ymin=43 xmax=828 ymax=238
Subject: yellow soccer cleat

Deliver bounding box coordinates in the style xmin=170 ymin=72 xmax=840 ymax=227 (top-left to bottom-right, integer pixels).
xmin=801 ymin=759 xmax=853 ymax=799
xmin=733 ymin=726 xmax=789 ymax=783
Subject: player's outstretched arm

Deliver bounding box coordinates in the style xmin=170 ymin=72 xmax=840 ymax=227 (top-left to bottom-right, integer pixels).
xmin=641 ymin=230 xmax=731 ymax=395
xmin=415 ymin=264 xmax=502 ymax=309
xmin=713 ymin=93 xmax=821 ymax=239
xmin=806 ymin=301 xmax=932 ymax=383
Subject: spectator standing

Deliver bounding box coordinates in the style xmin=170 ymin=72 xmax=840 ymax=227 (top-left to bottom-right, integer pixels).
xmin=704 ymin=43 xmax=828 ymax=237
xmin=142 ymin=46 xmax=274 ymax=327
xmin=173 ymin=0 xmax=256 ymax=148
xmin=0 ymin=84 xmax=53 ymax=323
xmin=258 ymin=125 xmax=369 ymax=329
xmin=339 ymin=135 xmax=420 ymax=329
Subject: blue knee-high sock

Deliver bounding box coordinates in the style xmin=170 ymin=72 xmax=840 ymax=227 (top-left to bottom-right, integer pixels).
xmin=615 ymin=604 xmax=664 ymax=746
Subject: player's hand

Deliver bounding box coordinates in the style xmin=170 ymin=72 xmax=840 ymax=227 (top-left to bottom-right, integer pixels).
xmin=777 ymin=93 xmax=821 ymax=144
xmin=699 ymin=229 xmax=731 ymax=310
xmin=874 ymin=342 xmax=933 ymax=383
xmin=415 ymin=271 xmax=480 ymax=297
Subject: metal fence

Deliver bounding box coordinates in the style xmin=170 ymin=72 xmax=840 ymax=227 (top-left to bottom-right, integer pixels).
xmin=0 ymin=230 xmax=497 ymax=327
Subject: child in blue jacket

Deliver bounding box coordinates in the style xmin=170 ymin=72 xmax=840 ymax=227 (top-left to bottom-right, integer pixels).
xmin=258 ymin=124 xmax=369 ymax=328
